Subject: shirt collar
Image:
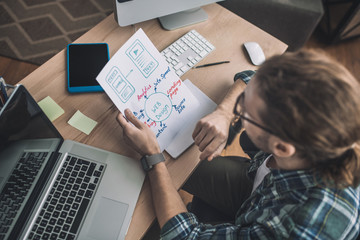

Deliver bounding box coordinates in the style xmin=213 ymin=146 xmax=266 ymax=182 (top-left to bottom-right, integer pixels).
xmin=250 ymin=151 xmax=320 ymax=192
xmin=265 ymin=168 xmax=319 ymax=193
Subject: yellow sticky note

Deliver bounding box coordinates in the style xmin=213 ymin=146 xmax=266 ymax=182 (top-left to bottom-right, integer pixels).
xmin=68 ymin=110 xmax=98 ymax=135
xmin=37 ymin=96 xmax=65 ymax=122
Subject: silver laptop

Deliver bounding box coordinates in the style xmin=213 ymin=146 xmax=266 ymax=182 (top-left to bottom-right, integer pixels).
xmin=0 ymin=85 xmax=145 ymax=240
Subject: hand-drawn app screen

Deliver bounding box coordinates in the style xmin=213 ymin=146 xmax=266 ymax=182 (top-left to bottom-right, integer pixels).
xmin=126 ymin=40 xmax=159 ymax=78
xmin=106 ymin=67 xmax=135 ymax=103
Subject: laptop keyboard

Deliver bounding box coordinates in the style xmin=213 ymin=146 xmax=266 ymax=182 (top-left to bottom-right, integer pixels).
xmin=0 ymin=152 xmax=48 ymax=240
xmin=28 ymin=155 xmax=105 ymax=240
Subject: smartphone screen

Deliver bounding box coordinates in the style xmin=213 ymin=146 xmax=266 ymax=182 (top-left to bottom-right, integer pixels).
xmin=66 ymin=43 xmax=109 ymax=93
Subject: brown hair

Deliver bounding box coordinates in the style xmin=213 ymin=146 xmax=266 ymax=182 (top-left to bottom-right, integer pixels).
xmin=255 ymin=49 xmax=360 ymax=188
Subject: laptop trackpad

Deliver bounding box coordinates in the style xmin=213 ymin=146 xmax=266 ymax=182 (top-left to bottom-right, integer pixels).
xmin=87 ymin=197 xmax=129 ymax=240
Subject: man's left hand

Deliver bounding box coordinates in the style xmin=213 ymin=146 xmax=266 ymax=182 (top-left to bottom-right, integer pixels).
xmin=116 ymin=109 xmax=161 ymax=156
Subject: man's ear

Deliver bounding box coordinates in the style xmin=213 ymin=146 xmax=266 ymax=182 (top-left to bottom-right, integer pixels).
xmin=270 ymin=138 xmax=296 ymax=158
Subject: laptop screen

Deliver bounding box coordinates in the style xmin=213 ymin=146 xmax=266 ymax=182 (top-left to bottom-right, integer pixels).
xmin=0 ymin=85 xmax=63 ymax=239
xmin=0 ymin=85 xmax=63 ymax=150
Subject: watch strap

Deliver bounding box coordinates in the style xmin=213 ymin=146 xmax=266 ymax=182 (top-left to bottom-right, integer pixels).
xmin=141 ymin=153 xmax=165 ymax=172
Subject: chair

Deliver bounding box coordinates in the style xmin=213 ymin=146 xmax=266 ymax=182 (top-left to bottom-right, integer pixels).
xmin=218 ymin=0 xmax=324 ymax=51
xmin=318 ymin=0 xmax=360 ymax=43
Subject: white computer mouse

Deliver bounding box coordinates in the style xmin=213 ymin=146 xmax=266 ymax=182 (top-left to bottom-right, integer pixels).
xmin=243 ymin=42 xmax=266 ymax=66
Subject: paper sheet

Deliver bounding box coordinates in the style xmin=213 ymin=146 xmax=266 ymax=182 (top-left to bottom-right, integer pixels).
xmin=37 ymin=96 xmax=65 ymax=122
xmin=166 ymin=80 xmax=217 ymax=158
xmin=96 ymin=28 xmax=199 ymax=151
xmin=68 ymin=110 xmax=98 ymax=135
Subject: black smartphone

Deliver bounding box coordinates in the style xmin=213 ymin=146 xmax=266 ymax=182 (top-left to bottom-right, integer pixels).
xmin=66 ymin=43 xmax=109 ymax=93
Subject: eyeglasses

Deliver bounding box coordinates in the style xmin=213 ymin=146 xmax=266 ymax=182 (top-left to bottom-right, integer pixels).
xmin=232 ymin=94 xmax=275 ymax=135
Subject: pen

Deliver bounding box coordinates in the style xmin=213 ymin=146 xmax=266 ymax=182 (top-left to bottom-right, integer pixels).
xmin=192 ymin=61 xmax=230 ymax=69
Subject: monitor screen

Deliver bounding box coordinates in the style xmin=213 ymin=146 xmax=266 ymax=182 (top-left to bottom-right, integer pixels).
xmin=114 ymin=0 xmax=223 ymax=30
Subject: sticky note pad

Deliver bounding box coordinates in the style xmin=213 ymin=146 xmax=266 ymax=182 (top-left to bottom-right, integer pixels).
xmin=68 ymin=110 xmax=98 ymax=135
xmin=38 ymin=96 xmax=65 ymax=122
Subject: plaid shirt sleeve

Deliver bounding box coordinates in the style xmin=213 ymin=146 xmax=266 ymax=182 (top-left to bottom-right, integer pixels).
xmin=160 ymin=212 xmax=275 ymax=240
xmin=160 ymin=212 xmax=237 ymax=239
xmin=233 ymin=70 xmax=256 ymax=84
xmin=159 ymin=180 xmax=360 ymax=239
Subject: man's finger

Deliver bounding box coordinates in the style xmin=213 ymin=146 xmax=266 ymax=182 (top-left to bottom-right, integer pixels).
xmin=200 ymin=147 xmax=219 ymax=161
xmin=193 ymin=129 xmax=207 ymax=146
xmin=207 ymin=153 xmax=215 ymax=161
xmin=192 ymin=121 xmax=203 ymax=140
xmin=198 ymin=133 xmax=216 ymax=152
xmin=124 ymin=109 xmax=143 ymax=129
xmin=200 ymin=138 xmax=226 ymax=161
xmin=116 ymin=112 xmax=128 ymax=128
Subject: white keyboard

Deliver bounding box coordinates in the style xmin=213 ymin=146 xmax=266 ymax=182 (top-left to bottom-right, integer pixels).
xmin=161 ymin=30 xmax=215 ymax=77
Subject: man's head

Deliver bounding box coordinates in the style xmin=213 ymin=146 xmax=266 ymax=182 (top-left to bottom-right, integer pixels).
xmin=238 ymin=49 xmax=360 ymax=188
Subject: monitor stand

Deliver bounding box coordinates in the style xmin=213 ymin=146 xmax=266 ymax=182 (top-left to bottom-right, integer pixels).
xmin=159 ymin=8 xmax=208 ymax=31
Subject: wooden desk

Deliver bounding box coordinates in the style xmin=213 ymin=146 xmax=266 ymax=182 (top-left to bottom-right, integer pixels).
xmin=19 ymin=4 xmax=287 ymax=239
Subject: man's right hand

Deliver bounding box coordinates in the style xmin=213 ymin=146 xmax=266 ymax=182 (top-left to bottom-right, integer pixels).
xmin=192 ymin=108 xmax=232 ymax=161
xmin=192 ymin=78 xmax=247 ymax=161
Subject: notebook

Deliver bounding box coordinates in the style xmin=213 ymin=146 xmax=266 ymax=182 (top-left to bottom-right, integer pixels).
xmin=0 ymin=85 xmax=145 ymax=240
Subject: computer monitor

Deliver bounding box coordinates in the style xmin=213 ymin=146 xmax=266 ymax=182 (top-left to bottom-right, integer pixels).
xmin=114 ymin=0 xmax=224 ymax=30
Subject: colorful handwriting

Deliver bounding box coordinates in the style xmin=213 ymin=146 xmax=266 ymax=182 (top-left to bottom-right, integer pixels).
xmin=134 ymin=110 xmax=145 ymax=120
xmin=156 ymin=123 xmax=167 ymax=138
xmin=145 ymin=120 xmax=156 ymax=128
xmin=151 ymin=101 xmax=161 ymax=113
xmin=137 ymin=84 xmax=152 ymax=101
xmin=161 ymin=66 xmax=171 ymax=79
xmin=138 ymin=112 xmax=145 ymax=120
xmin=151 ymin=101 xmax=170 ymax=120
xmin=154 ymin=78 xmax=162 ymax=92
xmin=174 ymin=98 xmax=186 ymax=114
xmin=167 ymin=79 xmax=182 ymax=100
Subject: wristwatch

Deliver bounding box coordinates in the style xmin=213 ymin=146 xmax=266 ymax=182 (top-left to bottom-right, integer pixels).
xmin=140 ymin=153 xmax=165 ymax=172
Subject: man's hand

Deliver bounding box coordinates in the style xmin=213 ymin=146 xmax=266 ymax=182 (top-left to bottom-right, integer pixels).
xmin=192 ymin=78 xmax=247 ymax=161
xmin=118 ymin=110 xmax=187 ymax=228
xmin=192 ymin=108 xmax=232 ymax=161
xmin=116 ymin=109 xmax=160 ymax=156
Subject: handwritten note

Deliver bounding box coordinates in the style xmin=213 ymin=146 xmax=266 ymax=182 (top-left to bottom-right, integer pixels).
xmin=97 ymin=29 xmax=199 ymax=151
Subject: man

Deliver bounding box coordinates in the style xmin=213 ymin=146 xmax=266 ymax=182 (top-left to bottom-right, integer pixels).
xmin=117 ymin=50 xmax=360 ymax=239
